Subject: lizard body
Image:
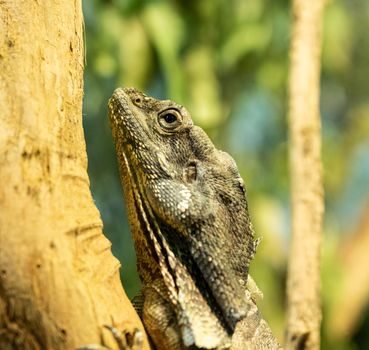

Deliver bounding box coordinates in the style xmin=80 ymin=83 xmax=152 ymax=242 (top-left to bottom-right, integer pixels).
xmin=108 ymin=88 xmax=281 ymax=350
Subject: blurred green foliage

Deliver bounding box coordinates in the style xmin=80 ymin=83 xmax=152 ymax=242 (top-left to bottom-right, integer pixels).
xmin=82 ymin=0 xmax=369 ymax=348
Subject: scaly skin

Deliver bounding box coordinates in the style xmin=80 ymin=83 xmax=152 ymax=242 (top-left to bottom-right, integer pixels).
xmin=108 ymin=87 xmax=281 ymax=350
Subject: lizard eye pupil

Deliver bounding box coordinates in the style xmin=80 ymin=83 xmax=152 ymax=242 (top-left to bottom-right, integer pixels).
xmin=163 ymin=113 xmax=177 ymax=123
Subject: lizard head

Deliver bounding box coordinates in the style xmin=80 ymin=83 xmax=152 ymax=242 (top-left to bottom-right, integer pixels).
xmin=108 ymin=87 xmax=242 ymax=188
xmin=108 ymin=87 xmax=216 ymax=182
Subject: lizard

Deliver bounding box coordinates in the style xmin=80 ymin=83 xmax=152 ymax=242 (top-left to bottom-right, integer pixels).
xmin=107 ymin=87 xmax=281 ymax=350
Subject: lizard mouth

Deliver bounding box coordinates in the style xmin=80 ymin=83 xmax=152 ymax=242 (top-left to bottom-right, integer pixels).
xmin=108 ymin=88 xmax=157 ymax=166
xmin=108 ymin=88 xmax=139 ymax=141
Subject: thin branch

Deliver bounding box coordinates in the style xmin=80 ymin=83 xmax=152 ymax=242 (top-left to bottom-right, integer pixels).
xmin=286 ymin=1 xmax=325 ymax=349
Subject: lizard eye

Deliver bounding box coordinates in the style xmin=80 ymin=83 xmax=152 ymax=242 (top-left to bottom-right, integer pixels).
xmin=158 ymin=109 xmax=182 ymax=131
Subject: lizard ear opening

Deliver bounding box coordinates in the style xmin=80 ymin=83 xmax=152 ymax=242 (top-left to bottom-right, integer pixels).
xmin=183 ymin=161 xmax=197 ymax=182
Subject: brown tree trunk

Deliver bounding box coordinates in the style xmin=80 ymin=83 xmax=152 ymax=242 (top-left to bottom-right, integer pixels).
xmin=0 ymin=2 xmax=149 ymax=349
xmin=286 ymin=1 xmax=325 ymax=349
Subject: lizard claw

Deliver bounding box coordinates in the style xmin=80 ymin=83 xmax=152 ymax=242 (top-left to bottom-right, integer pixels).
xmin=103 ymin=325 xmax=143 ymax=350
xmin=76 ymin=326 xmax=143 ymax=350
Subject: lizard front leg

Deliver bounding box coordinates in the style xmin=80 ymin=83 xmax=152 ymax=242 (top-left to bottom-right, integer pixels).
xmin=142 ymin=280 xmax=184 ymax=350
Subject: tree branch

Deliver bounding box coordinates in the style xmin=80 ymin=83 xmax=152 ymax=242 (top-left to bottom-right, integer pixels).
xmin=286 ymin=1 xmax=325 ymax=349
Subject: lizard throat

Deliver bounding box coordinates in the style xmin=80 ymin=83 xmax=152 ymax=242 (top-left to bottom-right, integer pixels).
xmin=119 ymin=147 xmax=180 ymax=303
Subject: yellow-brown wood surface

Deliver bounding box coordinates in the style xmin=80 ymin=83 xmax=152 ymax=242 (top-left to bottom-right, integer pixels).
xmin=0 ymin=1 xmax=149 ymax=349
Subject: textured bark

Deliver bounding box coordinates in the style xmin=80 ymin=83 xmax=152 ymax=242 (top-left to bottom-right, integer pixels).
xmin=0 ymin=2 xmax=149 ymax=349
xmin=285 ymin=1 xmax=325 ymax=349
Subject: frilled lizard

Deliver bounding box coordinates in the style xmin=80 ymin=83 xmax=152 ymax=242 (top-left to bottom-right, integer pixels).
xmin=107 ymin=88 xmax=281 ymax=350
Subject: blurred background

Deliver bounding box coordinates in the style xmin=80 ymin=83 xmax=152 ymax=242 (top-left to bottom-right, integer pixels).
xmin=82 ymin=1 xmax=369 ymax=349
